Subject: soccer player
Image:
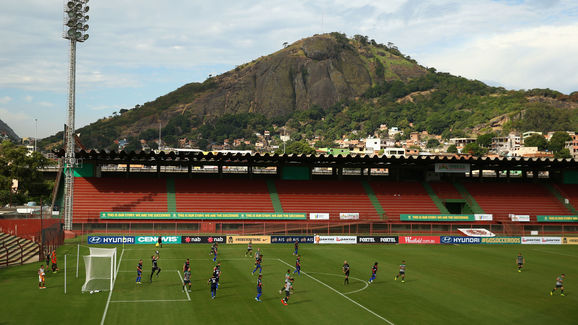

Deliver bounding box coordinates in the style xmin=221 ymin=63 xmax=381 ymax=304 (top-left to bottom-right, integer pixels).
xmin=136 ymin=259 xmax=143 ymax=284
xmin=213 ymin=262 xmax=221 ymax=288
xmin=208 ymin=274 xmax=218 ymax=299
xmin=211 ymin=243 xmax=218 ymax=262
xmin=150 ymin=253 xmax=161 ymax=282
xmin=157 ymin=236 xmax=162 ymax=248
xmin=369 ymin=262 xmax=378 ymax=283
xmin=50 ymin=250 xmax=59 ymax=273
xmin=293 ymin=241 xmax=299 ymax=256
xmin=343 ymin=260 xmax=350 ymax=285
xmin=280 ymin=269 xmax=292 ymax=293
xmin=183 ymin=258 xmax=190 ymax=273
xmin=281 ymin=279 xmax=292 ymax=305
xmin=255 ymin=248 xmax=261 ymax=260
xmin=516 ymin=253 xmax=525 ymax=272
xmin=252 ymin=254 xmax=262 ymax=275
xmin=255 ymin=274 xmax=263 ymax=302
xmin=395 ymin=260 xmax=406 ymax=283
xmin=183 ymin=266 xmax=192 ymax=292
xmin=550 ymin=274 xmax=565 ymax=296
xmin=294 ymin=255 xmax=301 ymax=275
xmin=245 ymin=240 xmax=253 ymax=257
xmin=38 ymin=265 xmax=46 ymax=289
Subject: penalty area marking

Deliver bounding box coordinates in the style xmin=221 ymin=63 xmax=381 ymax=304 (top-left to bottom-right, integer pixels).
xmin=277 ymin=259 xmax=394 ymax=325
xmin=111 ymin=299 xmax=189 ymax=303
xmin=307 ymin=271 xmax=369 ymax=295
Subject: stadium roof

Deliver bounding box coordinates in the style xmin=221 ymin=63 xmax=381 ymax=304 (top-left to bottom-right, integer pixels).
xmin=54 ymin=149 xmax=578 ymax=171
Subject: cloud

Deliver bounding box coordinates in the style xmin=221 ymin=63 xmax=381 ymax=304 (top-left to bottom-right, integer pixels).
xmin=0 ymin=107 xmax=30 ymax=121
xmin=0 ymin=96 xmax=11 ymax=104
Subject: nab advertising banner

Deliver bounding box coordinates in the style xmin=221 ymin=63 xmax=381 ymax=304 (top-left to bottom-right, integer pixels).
xmin=135 ymin=236 xmax=181 ymax=244
xmin=357 ymin=236 xmax=398 ymax=244
xmin=398 ymin=236 xmax=440 ymax=244
xmin=181 ymin=236 xmax=226 ymax=244
xmin=440 ymin=236 xmax=481 ymax=244
xmin=480 ymin=237 xmax=521 ymax=244
xmin=313 ymin=235 xmax=357 ymax=244
xmin=271 ymin=236 xmax=314 ymax=244
xmin=87 ymin=236 xmax=135 ymax=244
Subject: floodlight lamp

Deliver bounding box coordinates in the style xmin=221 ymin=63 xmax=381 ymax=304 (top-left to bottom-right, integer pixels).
xmin=67 ymin=29 xmax=75 ymax=37
xmin=67 ymin=1 xmax=74 ymax=8
xmin=67 ymin=20 xmax=76 ymax=27
xmin=75 ymin=4 xmax=82 ymax=10
xmin=76 ymin=22 xmax=82 ymax=29
xmin=84 ymin=6 xmax=89 ymax=12
xmin=84 ymin=0 xmax=89 ymax=4
xmin=83 ymin=34 xmax=89 ymax=41
xmin=68 ymin=11 xmax=75 ymax=18
xmin=83 ymin=24 xmax=89 ymax=31
xmin=84 ymin=15 xmax=89 ymax=21
xmin=75 ymin=31 xmax=82 ymax=38
xmin=76 ymin=13 xmax=83 ymax=19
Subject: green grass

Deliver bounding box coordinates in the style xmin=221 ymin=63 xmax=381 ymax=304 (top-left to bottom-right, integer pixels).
xmin=2 ymin=243 xmax=578 ymax=325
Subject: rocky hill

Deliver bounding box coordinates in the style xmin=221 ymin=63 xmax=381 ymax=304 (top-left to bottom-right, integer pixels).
xmin=0 ymin=119 xmax=20 ymax=142
xmin=40 ymin=33 xmax=578 ymax=151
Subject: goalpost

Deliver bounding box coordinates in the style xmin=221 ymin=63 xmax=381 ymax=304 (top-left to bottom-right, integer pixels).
xmin=81 ymin=247 xmax=117 ymax=292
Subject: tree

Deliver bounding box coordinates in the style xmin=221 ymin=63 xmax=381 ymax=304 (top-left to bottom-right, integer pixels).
xmin=555 ymin=148 xmax=572 ymax=159
xmin=277 ymin=141 xmax=315 ymax=155
xmin=462 ymin=143 xmax=487 ymax=156
xmin=476 ymin=132 xmax=495 ymax=148
xmin=523 ymin=134 xmax=547 ymax=150
xmin=548 ymin=132 xmax=572 ymax=153
xmin=447 ymin=144 xmax=458 ymax=153
xmin=426 ymin=139 xmax=440 ymax=148
xmin=0 ymin=140 xmax=53 ymax=205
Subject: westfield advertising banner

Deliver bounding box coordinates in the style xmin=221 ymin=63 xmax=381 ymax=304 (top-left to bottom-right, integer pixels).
xmin=398 ymin=236 xmax=440 ymax=244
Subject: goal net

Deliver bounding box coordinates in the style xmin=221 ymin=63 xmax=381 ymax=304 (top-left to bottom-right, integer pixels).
xmin=81 ymin=247 xmax=117 ymax=292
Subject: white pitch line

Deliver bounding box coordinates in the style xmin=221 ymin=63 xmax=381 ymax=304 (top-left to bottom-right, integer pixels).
xmin=111 ymin=299 xmax=189 ymax=303
xmin=277 ymin=259 xmax=394 ymax=325
xmin=307 ymin=271 xmax=369 ymax=295
xmin=123 ymin=258 xmax=249 ymax=261
xmin=177 ymin=270 xmax=191 ymax=301
xmin=101 ymin=248 xmax=124 ymax=325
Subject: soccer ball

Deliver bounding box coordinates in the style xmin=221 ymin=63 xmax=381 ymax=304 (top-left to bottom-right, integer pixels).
xmin=156 ymin=250 xmax=159 ymax=254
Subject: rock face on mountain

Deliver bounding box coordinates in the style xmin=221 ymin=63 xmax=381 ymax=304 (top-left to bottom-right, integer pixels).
xmin=0 ymin=118 xmax=20 ymax=141
xmin=184 ymin=33 xmax=426 ymax=119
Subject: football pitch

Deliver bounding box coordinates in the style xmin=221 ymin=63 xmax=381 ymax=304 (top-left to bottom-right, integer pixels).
xmin=2 ymin=241 xmax=578 ymax=325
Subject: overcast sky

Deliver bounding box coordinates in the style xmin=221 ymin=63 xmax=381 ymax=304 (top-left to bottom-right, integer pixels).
xmin=1 ymin=0 xmax=577 ymax=139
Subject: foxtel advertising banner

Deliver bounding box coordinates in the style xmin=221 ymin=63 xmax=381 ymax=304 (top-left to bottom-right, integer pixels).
xmin=536 ymin=215 xmax=578 ymax=222
xmin=521 ymin=237 xmax=562 ymax=245
xmin=313 ymin=235 xmax=357 ymax=244
xmin=440 ymin=236 xmax=481 ymax=244
xmin=226 ymin=235 xmax=271 ymax=244
xmin=480 ymin=237 xmax=521 ymax=244
xmin=87 ymin=236 xmax=135 ymax=245
xmin=357 ymin=236 xmax=398 ymax=244
xmin=181 ymin=236 xmax=226 ymax=244
xmin=400 ymin=214 xmax=476 ymax=222
xmin=135 ymin=236 xmax=181 ymax=244
xmin=398 ymin=236 xmax=440 ymax=244
xmin=271 ymin=236 xmax=314 ymax=244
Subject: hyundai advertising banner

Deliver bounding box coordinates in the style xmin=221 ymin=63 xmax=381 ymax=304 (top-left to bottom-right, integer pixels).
xmin=87 ymin=236 xmax=135 ymax=244
xmin=440 ymin=236 xmax=482 ymax=244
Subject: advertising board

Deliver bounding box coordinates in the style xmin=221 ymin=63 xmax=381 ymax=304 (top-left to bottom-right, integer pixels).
xmin=87 ymin=236 xmax=135 ymax=244
xmin=313 ymin=235 xmax=357 ymax=244
xmin=563 ymin=237 xmax=578 ymax=245
xmin=400 ymin=214 xmax=476 ymax=222
xmin=101 ymin=212 xmax=307 ymax=220
xmin=458 ymin=228 xmax=495 ymax=237
xmin=227 ymin=236 xmax=271 ymax=244
xmin=271 ymin=236 xmax=314 ymax=244
xmin=309 ymin=213 xmax=330 ymax=220
xmin=440 ymin=236 xmax=481 ymax=244
xmin=135 ymin=236 xmax=181 ymax=244
xmin=356 ymin=236 xmax=398 ymax=244
xmin=339 ymin=213 xmax=360 ymax=220
xmin=480 ymin=237 xmax=521 ymax=244
xmin=398 ymin=236 xmax=440 ymax=244
xmin=181 ymin=236 xmax=226 ymax=244
xmin=536 ymin=216 xmax=578 ymax=222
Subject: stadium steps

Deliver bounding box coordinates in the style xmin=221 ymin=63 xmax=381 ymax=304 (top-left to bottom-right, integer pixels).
xmin=166 ymin=177 xmax=177 ymax=212
xmin=266 ymin=179 xmax=284 ymax=213
xmin=551 ymin=184 xmax=578 ymax=214
xmin=422 ymin=182 xmax=449 ymax=214
xmin=453 ymin=182 xmax=485 ymax=214
xmin=0 ymin=233 xmax=39 ymax=267
xmin=361 ymin=180 xmax=385 ymax=219
xmin=369 ymin=181 xmax=440 ymax=220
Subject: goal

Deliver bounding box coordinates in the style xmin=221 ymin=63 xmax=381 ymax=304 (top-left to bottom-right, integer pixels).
xmin=81 ymin=247 xmax=117 ymax=292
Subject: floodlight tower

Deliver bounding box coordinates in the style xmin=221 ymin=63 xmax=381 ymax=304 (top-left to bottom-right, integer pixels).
xmin=62 ymin=0 xmax=89 ymax=231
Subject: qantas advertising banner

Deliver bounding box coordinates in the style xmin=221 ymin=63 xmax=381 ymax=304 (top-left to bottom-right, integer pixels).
xmin=313 ymin=235 xmax=357 ymax=244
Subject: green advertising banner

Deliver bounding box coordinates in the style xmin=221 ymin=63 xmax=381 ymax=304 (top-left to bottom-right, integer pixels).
xmin=400 ymin=214 xmax=476 ymax=222
xmin=536 ymin=215 xmax=578 ymax=222
xmin=100 ymin=212 xmax=307 ymax=220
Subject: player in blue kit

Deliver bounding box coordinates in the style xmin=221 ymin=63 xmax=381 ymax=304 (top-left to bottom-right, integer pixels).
xmin=255 ymin=274 xmax=263 ymax=302
xmin=252 ymin=254 xmax=262 ymax=275
xmin=369 ymin=262 xmax=378 ymax=283
xmin=293 ymin=255 xmax=301 ymax=275
xmin=293 ymin=241 xmax=299 ymax=256
xmin=183 ymin=258 xmax=190 ymax=273
xmin=213 ymin=263 xmax=221 ymax=288
xmin=208 ymin=275 xmax=218 ymax=299
xmin=211 ymin=243 xmax=218 ymax=262
xmin=136 ymin=259 xmax=143 ymax=284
